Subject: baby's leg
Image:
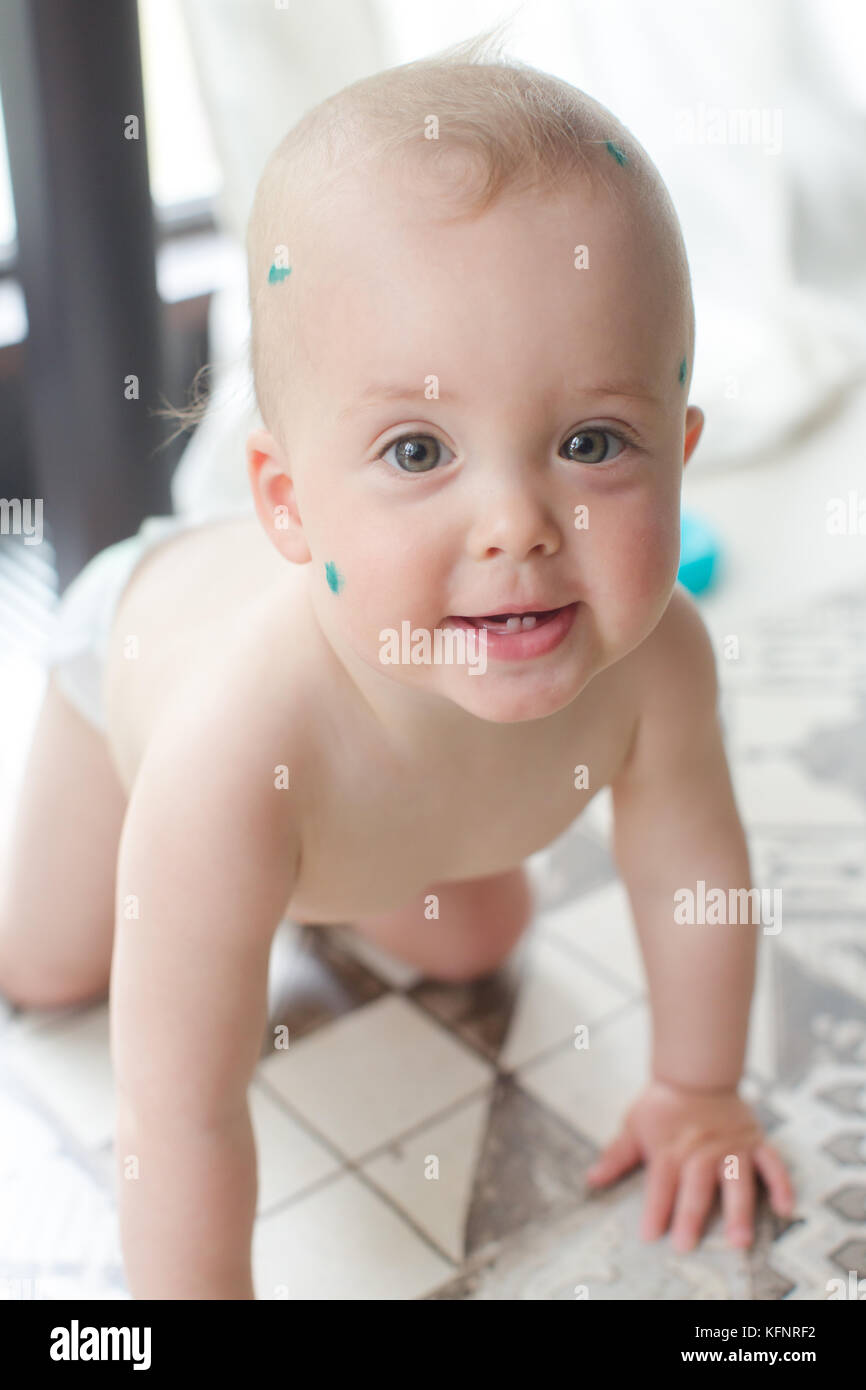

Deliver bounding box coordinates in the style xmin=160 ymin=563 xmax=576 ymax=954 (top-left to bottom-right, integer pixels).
xmin=350 ymin=865 xmax=534 ymax=983
xmin=0 ymin=673 xmax=126 ymax=1009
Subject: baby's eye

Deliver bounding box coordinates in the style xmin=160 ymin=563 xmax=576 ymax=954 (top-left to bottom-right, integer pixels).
xmin=380 ymin=434 xmax=454 ymax=473
xmin=560 ymin=428 xmax=626 ymax=466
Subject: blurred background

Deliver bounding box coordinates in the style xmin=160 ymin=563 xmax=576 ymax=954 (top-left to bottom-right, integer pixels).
xmin=1 ymin=0 xmax=865 ymax=1303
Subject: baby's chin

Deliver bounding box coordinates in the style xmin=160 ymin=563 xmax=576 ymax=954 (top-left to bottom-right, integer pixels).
xmin=447 ymin=680 xmax=587 ymax=725
xmin=426 ymin=647 xmax=607 ymax=724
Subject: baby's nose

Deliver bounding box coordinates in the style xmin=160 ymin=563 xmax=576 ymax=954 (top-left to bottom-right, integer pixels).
xmin=465 ymin=483 xmax=560 ymax=561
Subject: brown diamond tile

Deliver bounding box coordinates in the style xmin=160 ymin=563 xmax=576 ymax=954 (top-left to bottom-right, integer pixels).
xmin=410 ymin=955 xmax=523 ymax=1063
xmin=817 ymin=1083 xmax=866 ymax=1117
xmin=822 ymin=1133 xmax=866 ymax=1165
xmin=261 ymin=921 xmax=386 ymax=1057
xmin=463 ymin=1074 xmax=594 ymax=1256
xmin=830 ymin=1239 xmax=866 ymax=1279
xmin=825 ymin=1186 xmax=866 ymax=1223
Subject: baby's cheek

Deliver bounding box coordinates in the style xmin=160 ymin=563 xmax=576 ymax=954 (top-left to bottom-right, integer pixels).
xmin=595 ymin=509 xmax=680 ymax=643
xmin=324 ymin=530 xmax=434 ymax=632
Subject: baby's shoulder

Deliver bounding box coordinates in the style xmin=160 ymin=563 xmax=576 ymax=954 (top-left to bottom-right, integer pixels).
xmin=625 ymin=584 xmax=720 ymax=729
xmin=128 ymin=630 xmax=314 ymax=851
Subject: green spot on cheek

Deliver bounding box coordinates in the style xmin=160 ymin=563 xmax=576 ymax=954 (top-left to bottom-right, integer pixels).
xmin=605 ymin=141 xmax=628 ymax=166
xmin=678 ymin=356 xmax=687 ymax=385
xmin=268 ymin=264 xmax=292 ymax=284
xmin=325 ymin=561 xmax=345 ymax=594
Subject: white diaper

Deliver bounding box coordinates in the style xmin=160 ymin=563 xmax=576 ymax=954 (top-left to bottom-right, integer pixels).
xmin=45 ymin=513 xmax=199 ymax=733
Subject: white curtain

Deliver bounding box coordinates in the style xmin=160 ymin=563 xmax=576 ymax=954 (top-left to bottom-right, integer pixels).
xmin=171 ymin=0 xmax=866 ymax=519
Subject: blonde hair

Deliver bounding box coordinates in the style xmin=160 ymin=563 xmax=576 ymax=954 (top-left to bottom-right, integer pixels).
xmin=159 ymin=20 xmax=693 ymax=448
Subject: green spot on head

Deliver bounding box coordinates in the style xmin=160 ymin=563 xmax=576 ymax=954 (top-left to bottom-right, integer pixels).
xmin=268 ymin=263 xmax=292 ymax=285
xmin=605 ymin=141 xmax=628 ymax=166
xmin=678 ymin=356 xmax=687 ymax=385
xmin=325 ymin=560 xmax=344 ymax=595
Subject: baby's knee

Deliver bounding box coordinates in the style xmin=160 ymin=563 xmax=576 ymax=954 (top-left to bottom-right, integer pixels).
xmin=426 ymin=867 xmax=535 ymax=983
xmin=0 ymin=913 xmax=104 ymax=1012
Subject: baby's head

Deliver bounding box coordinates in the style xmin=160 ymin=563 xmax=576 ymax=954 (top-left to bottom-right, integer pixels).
xmin=245 ymin=35 xmax=703 ymax=725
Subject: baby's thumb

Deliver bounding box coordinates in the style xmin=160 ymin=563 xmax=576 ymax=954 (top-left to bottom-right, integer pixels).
xmin=586 ymin=1130 xmax=641 ymax=1186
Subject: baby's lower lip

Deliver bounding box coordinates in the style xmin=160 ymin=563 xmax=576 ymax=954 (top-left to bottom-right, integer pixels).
xmin=444 ymin=604 xmax=578 ymax=660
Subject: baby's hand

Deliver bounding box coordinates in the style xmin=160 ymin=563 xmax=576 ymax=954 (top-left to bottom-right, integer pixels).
xmin=584 ymin=1080 xmax=795 ymax=1251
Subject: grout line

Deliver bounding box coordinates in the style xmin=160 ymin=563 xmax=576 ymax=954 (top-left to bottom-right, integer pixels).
xmin=535 ymin=922 xmax=646 ymax=998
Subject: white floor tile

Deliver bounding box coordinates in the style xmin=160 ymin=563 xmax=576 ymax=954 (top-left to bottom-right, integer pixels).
xmin=258 ymin=994 xmax=492 ymax=1160
xmin=438 ymin=1183 xmax=750 ymax=1299
xmin=0 ymin=1081 xmax=62 ymax=1174
xmin=770 ymin=916 xmax=866 ymax=1005
xmin=725 ymin=692 xmax=859 ymax=752
xmin=252 ymin=1170 xmax=453 ymax=1299
xmin=1 ymin=1274 xmax=129 ymax=1300
xmin=537 ymin=881 xmax=646 ymax=994
xmin=499 ymin=935 xmax=631 ymax=1072
xmin=579 ymin=787 xmax=614 ymax=846
xmin=517 ymin=1002 xmax=651 ymax=1147
xmin=249 ymin=1080 xmax=341 ymax=1214
xmin=361 ymin=1091 xmax=491 ymax=1262
xmin=0 ymin=1152 xmax=120 ymax=1270
xmin=2 ymin=1003 xmax=114 ymax=1147
xmin=733 ymin=757 xmax=866 ymax=827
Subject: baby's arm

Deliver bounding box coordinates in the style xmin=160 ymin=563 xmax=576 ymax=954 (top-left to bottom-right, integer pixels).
xmin=110 ymin=688 xmax=299 ymax=1298
xmin=611 ymin=589 xmax=755 ymax=1090
xmin=590 ymin=589 xmax=794 ymax=1248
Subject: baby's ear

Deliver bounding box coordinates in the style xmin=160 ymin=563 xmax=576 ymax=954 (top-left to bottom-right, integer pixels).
xmin=683 ymin=406 xmax=704 ymax=468
xmin=246 ymin=428 xmax=311 ymax=564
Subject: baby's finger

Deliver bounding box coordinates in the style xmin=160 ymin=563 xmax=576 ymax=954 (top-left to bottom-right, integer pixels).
xmin=586 ymin=1129 xmax=641 ymax=1187
xmin=669 ymin=1152 xmax=718 ymax=1253
xmin=640 ymin=1152 xmax=679 ymax=1241
xmin=720 ymin=1152 xmax=755 ymax=1247
xmin=753 ymin=1141 xmax=796 ymax=1217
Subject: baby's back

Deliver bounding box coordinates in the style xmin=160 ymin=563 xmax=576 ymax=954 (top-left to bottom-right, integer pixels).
xmin=104 ymin=515 xmax=291 ymax=789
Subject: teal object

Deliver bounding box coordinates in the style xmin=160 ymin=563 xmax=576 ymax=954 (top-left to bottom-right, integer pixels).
xmin=677 ymin=513 xmax=720 ymax=595
xmin=325 ymin=560 xmax=345 ymax=594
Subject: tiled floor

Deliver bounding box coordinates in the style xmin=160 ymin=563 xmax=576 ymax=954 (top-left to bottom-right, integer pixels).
xmin=1 ymin=539 xmax=865 ymax=1299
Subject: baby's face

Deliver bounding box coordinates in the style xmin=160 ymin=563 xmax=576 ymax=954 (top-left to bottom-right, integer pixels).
xmin=250 ymin=162 xmax=702 ymax=724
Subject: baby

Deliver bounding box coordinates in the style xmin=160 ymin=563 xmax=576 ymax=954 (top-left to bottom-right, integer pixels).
xmin=0 ymin=40 xmax=794 ymax=1298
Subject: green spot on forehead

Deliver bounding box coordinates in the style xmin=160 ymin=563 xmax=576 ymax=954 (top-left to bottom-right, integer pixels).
xmin=678 ymin=356 xmax=687 ymax=385
xmin=268 ymin=264 xmax=292 ymax=285
xmin=605 ymin=141 xmax=628 ymax=166
xmin=325 ymin=560 xmax=345 ymax=594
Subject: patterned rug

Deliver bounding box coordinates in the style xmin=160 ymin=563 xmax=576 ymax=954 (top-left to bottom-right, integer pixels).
xmin=1 ymin=581 xmax=864 ymax=1300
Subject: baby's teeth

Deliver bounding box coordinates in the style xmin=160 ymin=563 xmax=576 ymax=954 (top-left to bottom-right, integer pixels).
xmin=472 ymin=611 xmax=547 ymax=632
xmin=501 ymin=614 xmax=538 ymax=632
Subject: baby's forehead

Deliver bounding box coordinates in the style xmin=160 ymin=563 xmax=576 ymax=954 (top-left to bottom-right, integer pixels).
xmin=290 ymin=171 xmax=677 ymax=324
xmin=283 ymin=159 xmax=666 ymax=311
xmin=253 ymin=152 xmax=691 ymax=431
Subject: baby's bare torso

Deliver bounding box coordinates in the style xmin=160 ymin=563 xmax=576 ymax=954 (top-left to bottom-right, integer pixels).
xmin=104 ymin=516 xmax=639 ymax=923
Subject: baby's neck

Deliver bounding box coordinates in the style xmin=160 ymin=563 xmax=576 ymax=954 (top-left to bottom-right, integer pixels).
xmin=305 ymin=587 xmax=532 ymax=758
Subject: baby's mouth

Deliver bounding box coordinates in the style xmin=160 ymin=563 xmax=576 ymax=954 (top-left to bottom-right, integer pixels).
xmin=447 ymin=608 xmax=564 ymax=632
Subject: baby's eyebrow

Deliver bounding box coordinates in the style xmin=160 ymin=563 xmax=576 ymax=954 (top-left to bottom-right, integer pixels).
xmin=339 ymin=384 xmax=456 ymax=419
xmin=340 ymin=381 xmax=662 ymax=419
